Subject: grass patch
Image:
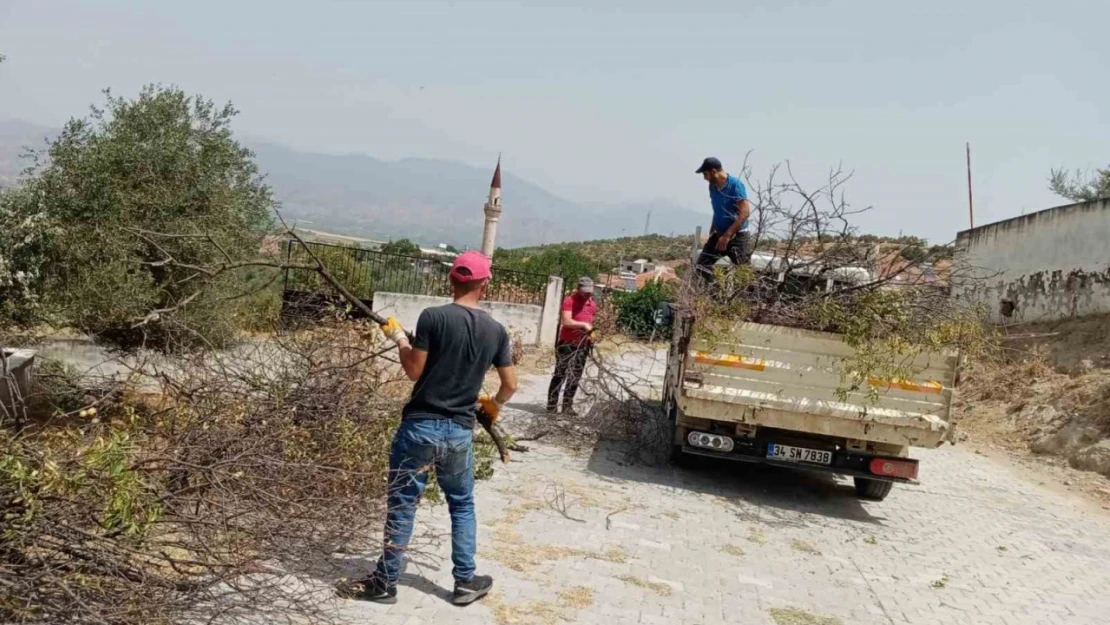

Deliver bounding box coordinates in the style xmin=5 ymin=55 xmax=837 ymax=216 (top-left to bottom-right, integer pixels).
xmin=557 ymin=586 xmax=595 ymax=609
xmin=486 ymin=499 xmax=626 ymax=572
xmin=487 ymin=592 xmax=570 ymax=625
xmin=863 ymin=535 xmax=877 ymax=545
xmin=616 ymin=575 xmax=672 ymax=597
xmin=790 ymin=539 xmax=821 ymax=555
xmin=768 ymin=607 xmax=844 ymax=625
xmin=931 ymin=573 xmax=950 ymax=589
xmin=722 ymin=544 xmax=746 ymax=557
xmin=747 ymin=526 xmax=766 ymax=545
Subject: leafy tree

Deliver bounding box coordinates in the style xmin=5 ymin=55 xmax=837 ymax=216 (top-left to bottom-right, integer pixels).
xmin=380 ymin=238 xmax=420 ymax=256
xmin=898 ymin=244 xmax=927 ymax=262
xmin=2 ymin=85 xmax=273 ymax=349
xmin=494 ymin=246 xmax=601 ymax=285
xmin=1049 ymin=166 xmax=1110 ymax=202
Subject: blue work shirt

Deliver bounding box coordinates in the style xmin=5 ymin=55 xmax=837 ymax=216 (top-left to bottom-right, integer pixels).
xmin=709 ymin=174 xmax=749 ymax=234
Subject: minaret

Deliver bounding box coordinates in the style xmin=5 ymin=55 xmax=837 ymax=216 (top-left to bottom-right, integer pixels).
xmin=480 ymin=155 xmax=503 ymax=256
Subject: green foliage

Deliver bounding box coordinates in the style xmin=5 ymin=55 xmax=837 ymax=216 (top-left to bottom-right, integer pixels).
xmin=505 ymin=233 xmax=693 ymax=273
xmin=1049 ymin=166 xmax=1110 ymax=202
xmin=898 ymin=244 xmax=927 ymax=262
xmin=685 ymin=265 xmax=990 ymax=406
xmin=611 ymin=281 xmax=673 ymax=338
xmin=0 ymin=85 xmax=273 ymax=349
xmin=804 ymin=289 xmax=989 ymax=403
xmin=380 ymin=238 xmax=421 ymax=256
xmin=0 ymin=188 xmax=55 ymax=324
xmin=494 ymin=246 xmax=600 ymax=283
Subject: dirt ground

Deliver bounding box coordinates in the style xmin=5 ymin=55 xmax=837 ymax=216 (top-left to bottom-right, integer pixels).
xmin=955 ymin=313 xmax=1110 ymax=508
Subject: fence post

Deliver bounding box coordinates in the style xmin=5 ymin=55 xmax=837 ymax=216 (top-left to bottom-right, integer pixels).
xmin=538 ymin=275 xmax=565 ymax=347
xmin=691 ymin=226 xmax=702 ymax=266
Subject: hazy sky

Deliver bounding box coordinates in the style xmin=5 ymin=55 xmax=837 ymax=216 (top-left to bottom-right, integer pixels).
xmin=2 ymin=0 xmax=1107 ymax=242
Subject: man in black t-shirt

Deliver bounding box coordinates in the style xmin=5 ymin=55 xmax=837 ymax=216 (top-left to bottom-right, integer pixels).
xmin=355 ymin=251 xmax=517 ymax=606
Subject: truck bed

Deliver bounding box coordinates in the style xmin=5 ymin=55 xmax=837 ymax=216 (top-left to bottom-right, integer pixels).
xmin=676 ymin=321 xmax=957 ymax=448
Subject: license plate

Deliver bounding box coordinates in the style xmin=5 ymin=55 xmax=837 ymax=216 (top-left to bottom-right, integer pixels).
xmin=767 ymin=443 xmax=832 ymax=465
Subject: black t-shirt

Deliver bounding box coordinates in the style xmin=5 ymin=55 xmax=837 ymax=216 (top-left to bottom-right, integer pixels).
xmin=402 ymin=303 xmax=512 ymax=429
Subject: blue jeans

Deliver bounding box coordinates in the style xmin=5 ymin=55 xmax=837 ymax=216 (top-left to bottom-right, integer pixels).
xmin=374 ymin=418 xmax=476 ymax=584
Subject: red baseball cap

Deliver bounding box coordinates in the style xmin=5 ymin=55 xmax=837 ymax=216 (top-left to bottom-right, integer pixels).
xmin=449 ymin=250 xmax=493 ymax=282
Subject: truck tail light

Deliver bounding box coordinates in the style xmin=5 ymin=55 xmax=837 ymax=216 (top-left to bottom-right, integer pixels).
xmin=869 ymin=457 xmax=918 ymax=480
xmin=687 ymin=431 xmax=734 ymax=453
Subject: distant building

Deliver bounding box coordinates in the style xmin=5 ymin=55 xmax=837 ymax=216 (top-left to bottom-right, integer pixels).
xmin=598 ymin=263 xmax=678 ymax=292
xmin=621 ymin=258 xmax=656 ymax=274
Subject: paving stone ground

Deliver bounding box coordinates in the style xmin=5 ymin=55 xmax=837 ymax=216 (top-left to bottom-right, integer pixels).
xmin=335 ymin=370 xmax=1110 ymax=625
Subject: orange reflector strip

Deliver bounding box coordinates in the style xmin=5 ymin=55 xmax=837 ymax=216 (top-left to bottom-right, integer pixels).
xmin=694 ymin=352 xmax=766 ymax=372
xmin=868 ymin=377 xmax=943 ymax=395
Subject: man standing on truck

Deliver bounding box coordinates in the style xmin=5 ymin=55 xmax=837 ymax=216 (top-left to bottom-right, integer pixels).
xmin=694 ymin=157 xmax=752 ymax=282
xmin=354 ymin=250 xmax=518 ymax=607
xmin=547 ymin=277 xmax=597 ymax=416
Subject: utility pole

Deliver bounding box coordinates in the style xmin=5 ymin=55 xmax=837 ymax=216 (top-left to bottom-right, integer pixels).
xmin=966 ymin=142 xmax=975 ymax=229
xmin=644 ymin=210 xmax=651 ymax=236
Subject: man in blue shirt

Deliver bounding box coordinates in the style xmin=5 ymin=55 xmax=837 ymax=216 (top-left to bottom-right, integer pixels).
xmin=694 ymin=157 xmax=752 ymax=281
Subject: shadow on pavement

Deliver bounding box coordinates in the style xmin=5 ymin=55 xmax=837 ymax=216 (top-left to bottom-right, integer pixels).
xmin=585 ymin=439 xmax=885 ymax=527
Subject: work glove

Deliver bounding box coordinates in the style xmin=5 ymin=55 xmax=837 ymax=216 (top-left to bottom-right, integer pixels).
xmin=379 ymin=317 xmax=410 ymax=348
xmin=477 ymin=395 xmax=504 ymax=423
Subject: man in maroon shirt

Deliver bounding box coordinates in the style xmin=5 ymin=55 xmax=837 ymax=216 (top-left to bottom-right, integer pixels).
xmin=547 ymin=277 xmax=598 ymax=416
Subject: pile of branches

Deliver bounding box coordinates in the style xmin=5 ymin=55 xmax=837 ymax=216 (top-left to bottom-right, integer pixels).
xmin=1 ymin=323 xmax=414 ymax=625
xmin=670 ymin=160 xmax=993 ymax=381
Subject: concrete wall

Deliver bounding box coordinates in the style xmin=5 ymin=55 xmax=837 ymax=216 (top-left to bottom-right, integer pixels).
xmin=537 ymin=276 xmax=564 ymax=347
xmin=375 ymin=276 xmax=563 ymax=346
xmin=953 ymin=198 xmax=1110 ymax=324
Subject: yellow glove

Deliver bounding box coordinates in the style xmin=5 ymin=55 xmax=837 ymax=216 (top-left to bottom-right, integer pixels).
xmin=477 ymin=395 xmax=504 ymax=422
xmin=379 ymin=317 xmax=409 ymax=347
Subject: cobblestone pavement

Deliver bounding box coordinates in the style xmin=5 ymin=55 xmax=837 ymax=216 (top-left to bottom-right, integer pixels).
xmin=336 ymin=373 xmax=1110 ymax=625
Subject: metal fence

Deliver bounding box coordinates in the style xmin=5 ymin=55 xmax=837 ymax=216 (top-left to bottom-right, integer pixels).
xmin=281 ymin=241 xmax=550 ymax=306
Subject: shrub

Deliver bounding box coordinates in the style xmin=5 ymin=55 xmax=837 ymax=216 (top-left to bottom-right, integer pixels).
xmin=611 ymin=281 xmax=673 ymax=338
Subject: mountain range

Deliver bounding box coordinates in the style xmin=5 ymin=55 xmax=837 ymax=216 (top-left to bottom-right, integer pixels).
xmin=0 ymin=119 xmax=706 ymax=248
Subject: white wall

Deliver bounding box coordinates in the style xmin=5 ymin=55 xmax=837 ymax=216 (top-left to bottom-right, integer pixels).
xmin=537 ymin=276 xmax=564 ymax=347
xmin=374 ymin=278 xmax=563 ymax=346
xmin=953 ymin=199 xmax=1110 ymax=324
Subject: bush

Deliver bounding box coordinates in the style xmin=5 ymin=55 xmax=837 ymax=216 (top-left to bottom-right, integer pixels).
xmin=611 ymin=281 xmax=673 ymax=338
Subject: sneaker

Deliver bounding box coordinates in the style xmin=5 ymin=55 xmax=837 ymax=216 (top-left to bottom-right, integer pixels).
xmin=562 ymin=406 xmax=579 ymax=417
xmin=545 ymin=404 xmax=558 ymax=414
xmin=337 ymin=575 xmax=397 ymax=604
xmin=453 ymin=574 xmax=494 ymax=605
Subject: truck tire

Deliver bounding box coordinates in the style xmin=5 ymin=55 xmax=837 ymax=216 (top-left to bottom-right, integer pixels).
xmin=853 ymin=477 xmax=893 ymax=501
xmin=670 ymin=444 xmax=696 ymax=469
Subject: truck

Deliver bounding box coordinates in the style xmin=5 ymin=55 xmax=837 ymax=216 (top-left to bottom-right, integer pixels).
xmin=662 ymin=263 xmax=959 ymax=501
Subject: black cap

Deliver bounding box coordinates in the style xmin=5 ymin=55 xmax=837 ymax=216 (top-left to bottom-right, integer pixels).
xmin=695 ymin=157 xmax=722 ymax=174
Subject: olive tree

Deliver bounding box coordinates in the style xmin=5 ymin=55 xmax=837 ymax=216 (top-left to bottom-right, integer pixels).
xmin=4 ymin=85 xmax=273 ymax=349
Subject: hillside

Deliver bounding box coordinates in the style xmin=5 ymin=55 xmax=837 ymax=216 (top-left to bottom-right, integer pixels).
xmin=0 ymin=119 xmax=706 ymax=248
xmin=505 ymin=233 xmax=699 ymax=269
